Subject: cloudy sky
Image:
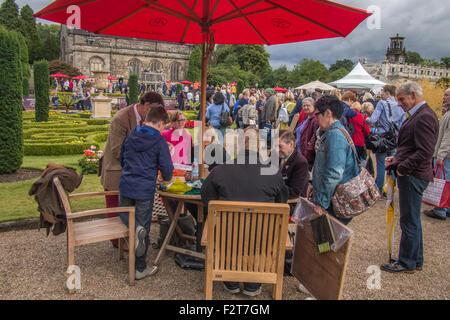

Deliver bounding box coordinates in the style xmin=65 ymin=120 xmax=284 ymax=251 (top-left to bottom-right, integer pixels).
xmin=19 ymin=0 xmax=450 ymax=69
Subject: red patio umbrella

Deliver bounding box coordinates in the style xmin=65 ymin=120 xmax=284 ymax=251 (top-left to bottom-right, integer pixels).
xmin=35 ymin=0 xmax=370 ymax=178
xmin=108 ymin=75 xmax=118 ymax=80
xmin=72 ymin=75 xmax=89 ymax=80
xmin=50 ymin=73 xmax=68 ymax=78
xmin=180 ymin=80 xmax=193 ymax=85
xmin=273 ymin=86 xmax=287 ymax=93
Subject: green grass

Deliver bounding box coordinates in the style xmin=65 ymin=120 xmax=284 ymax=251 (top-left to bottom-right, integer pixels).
xmin=0 ymin=155 xmax=105 ymax=223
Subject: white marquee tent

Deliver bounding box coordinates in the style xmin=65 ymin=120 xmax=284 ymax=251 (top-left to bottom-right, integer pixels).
xmin=295 ymin=80 xmax=336 ymax=91
xmin=329 ymin=62 xmax=386 ymax=89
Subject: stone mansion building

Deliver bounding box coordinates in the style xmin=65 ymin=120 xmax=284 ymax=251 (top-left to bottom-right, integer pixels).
xmin=362 ymin=34 xmax=449 ymax=83
xmin=60 ymin=25 xmax=194 ymax=85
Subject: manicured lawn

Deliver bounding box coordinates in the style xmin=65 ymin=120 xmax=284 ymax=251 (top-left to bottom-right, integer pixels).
xmin=0 ymin=155 xmax=105 ymax=223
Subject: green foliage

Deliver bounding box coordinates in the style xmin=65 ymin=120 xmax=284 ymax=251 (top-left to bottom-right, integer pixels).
xmin=128 ymin=73 xmax=139 ymax=104
xmin=0 ymin=0 xmax=20 ymax=31
xmin=48 ymin=59 xmax=80 ymax=78
xmin=288 ymin=58 xmax=329 ymax=87
xmin=36 ymin=23 xmax=60 ymax=61
xmin=19 ymin=4 xmax=41 ymax=63
xmin=236 ymin=79 xmax=244 ymax=97
xmin=421 ymin=58 xmax=441 ymax=68
xmin=406 ymin=51 xmax=423 ymax=65
xmin=329 ymin=59 xmax=354 ymax=73
xmin=57 ymin=93 xmax=73 ymax=114
xmin=186 ymin=45 xmax=202 ymax=82
xmin=0 ymin=26 xmax=23 ymax=173
xmin=24 ymin=142 xmax=99 ymax=156
xmin=272 ymin=65 xmax=290 ymax=88
xmin=16 ymin=32 xmax=30 ymax=96
xmin=33 ymin=59 xmax=49 ymax=122
xmin=329 ymin=67 xmax=350 ymax=82
xmin=436 ymin=77 xmax=450 ymax=90
xmin=441 ymin=57 xmax=450 ymax=69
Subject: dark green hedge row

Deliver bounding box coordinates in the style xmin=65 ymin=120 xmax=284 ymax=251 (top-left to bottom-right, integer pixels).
xmin=85 ymin=119 xmax=110 ymax=125
xmin=0 ymin=27 xmax=24 ymax=174
xmin=34 ymin=60 xmax=49 ymax=122
xmin=24 ymin=142 xmax=100 ymax=156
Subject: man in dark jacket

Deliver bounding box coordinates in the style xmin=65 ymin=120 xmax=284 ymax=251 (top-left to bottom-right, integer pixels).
xmin=119 ymin=106 xmax=174 ymax=280
xmin=201 ymin=129 xmax=288 ymax=297
xmin=278 ymin=131 xmax=309 ymax=214
xmin=383 ymin=81 xmax=438 ymax=274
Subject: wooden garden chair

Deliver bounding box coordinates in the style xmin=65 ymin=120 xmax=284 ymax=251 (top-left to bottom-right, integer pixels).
xmin=202 ymin=201 xmax=290 ymax=300
xmin=53 ymin=177 xmax=136 ymax=289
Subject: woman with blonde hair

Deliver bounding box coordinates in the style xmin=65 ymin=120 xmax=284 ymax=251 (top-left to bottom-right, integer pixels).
xmin=161 ymin=110 xmax=193 ymax=165
xmin=361 ymin=102 xmax=375 ymax=117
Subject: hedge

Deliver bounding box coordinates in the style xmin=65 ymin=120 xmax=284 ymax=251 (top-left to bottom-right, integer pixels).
xmin=0 ymin=27 xmax=23 ymax=173
xmin=128 ymin=73 xmax=138 ymax=104
xmin=85 ymin=119 xmax=110 ymax=125
xmin=24 ymin=142 xmax=99 ymax=156
xmin=34 ymin=60 xmax=50 ymax=122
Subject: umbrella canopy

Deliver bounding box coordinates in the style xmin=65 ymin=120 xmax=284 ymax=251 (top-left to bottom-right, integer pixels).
xmin=329 ymin=62 xmax=386 ymax=89
xmin=108 ymin=75 xmax=118 ymax=80
xmin=50 ymin=73 xmax=68 ymax=78
xmin=295 ymin=80 xmax=336 ymax=91
xmin=273 ymin=86 xmax=287 ymax=93
xmin=72 ymin=75 xmax=89 ymax=80
xmin=180 ymin=80 xmax=193 ymax=85
xmin=35 ymin=0 xmax=370 ymax=178
xmin=35 ymin=0 xmax=370 ymax=45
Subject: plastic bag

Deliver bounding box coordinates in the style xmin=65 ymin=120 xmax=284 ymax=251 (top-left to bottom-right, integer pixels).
xmin=164 ymin=178 xmax=192 ymax=194
xmin=292 ymin=197 xmax=352 ymax=252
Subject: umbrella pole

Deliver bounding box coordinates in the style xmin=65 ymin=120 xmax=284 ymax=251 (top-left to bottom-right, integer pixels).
xmin=199 ymin=34 xmax=208 ymax=179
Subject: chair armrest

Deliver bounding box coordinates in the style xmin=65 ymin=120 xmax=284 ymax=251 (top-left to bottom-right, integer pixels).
xmin=69 ymin=191 xmax=119 ymax=199
xmin=66 ymin=206 xmax=134 ymax=220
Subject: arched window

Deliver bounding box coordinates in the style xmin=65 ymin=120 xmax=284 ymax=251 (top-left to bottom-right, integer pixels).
xmin=150 ymin=60 xmax=163 ymax=72
xmin=129 ymin=58 xmax=141 ymax=76
xmin=89 ymin=56 xmax=105 ymax=76
xmin=170 ymin=62 xmax=181 ymax=82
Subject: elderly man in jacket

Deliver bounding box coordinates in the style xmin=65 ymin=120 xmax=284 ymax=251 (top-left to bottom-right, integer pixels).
xmin=100 ymin=92 xmax=164 ymax=248
xmin=383 ymin=81 xmax=438 ymax=273
xmin=423 ymin=87 xmax=450 ymax=220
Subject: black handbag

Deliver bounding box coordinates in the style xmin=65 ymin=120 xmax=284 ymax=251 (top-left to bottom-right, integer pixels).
xmin=219 ymin=103 xmax=232 ymax=128
xmin=365 ymin=102 xmax=399 ymax=153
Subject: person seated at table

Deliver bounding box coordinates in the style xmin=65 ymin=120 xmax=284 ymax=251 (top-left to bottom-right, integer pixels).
xmin=278 ymin=130 xmax=309 ymax=215
xmin=118 ymin=105 xmax=174 ymax=280
xmin=162 ymin=110 xmax=193 ymax=165
xmin=201 ymin=127 xmax=288 ymax=297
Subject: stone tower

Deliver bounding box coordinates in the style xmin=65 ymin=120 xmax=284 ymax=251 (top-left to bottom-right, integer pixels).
xmin=386 ymin=34 xmax=406 ymax=64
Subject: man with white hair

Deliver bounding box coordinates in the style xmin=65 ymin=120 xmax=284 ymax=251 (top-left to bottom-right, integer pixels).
xmin=423 ymin=88 xmax=450 ymax=220
xmin=382 ymin=81 xmax=439 ymax=273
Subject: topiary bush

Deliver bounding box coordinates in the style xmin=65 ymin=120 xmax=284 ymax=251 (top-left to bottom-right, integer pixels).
xmin=128 ymin=73 xmax=138 ymax=104
xmin=34 ymin=60 xmax=50 ymax=122
xmin=0 ymin=27 xmax=23 ymax=173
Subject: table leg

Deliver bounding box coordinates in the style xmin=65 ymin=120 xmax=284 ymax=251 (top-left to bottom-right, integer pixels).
xmin=196 ymin=205 xmax=204 ymax=253
xmin=154 ymin=200 xmax=183 ymax=266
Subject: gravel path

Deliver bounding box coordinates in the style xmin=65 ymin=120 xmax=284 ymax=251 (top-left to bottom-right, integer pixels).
xmin=0 ymin=199 xmax=448 ymax=300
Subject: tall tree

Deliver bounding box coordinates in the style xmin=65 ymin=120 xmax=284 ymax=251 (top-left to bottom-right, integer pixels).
xmin=329 ymin=67 xmax=349 ymax=82
xmin=37 ymin=23 xmax=60 ymax=61
xmin=0 ymin=0 xmax=20 ymax=31
xmin=272 ymin=65 xmax=290 ymax=88
xmin=329 ymin=59 xmax=354 ymax=73
xmin=289 ymin=59 xmax=329 ymax=87
xmin=406 ymin=51 xmax=423 ymax=65
xmin=48 ymin=59 xmax=80 ymax=78
xmin=0 ymin=26 xmax=23 ymax=173
xmin=16 ymin=32 xmax=30 ymax=96
xmin=19 ymin=4 xmax=41 ymax=63
xmin=440 ymin=57 xmax=450 ymax=69
xmin=34 ymin=60 xmax=50 ymax=122
xmin=186 ymin=45 xmax=201 ymax=82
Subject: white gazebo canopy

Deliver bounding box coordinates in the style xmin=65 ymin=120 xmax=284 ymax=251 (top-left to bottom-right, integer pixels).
xmin=329 ymin=62 xmax=386 ymax=89
xmin=295 ymin=80 xmax=336 ymax=91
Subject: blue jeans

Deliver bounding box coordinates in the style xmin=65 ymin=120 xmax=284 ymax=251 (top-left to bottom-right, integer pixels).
xmin=375 ymin=151 xmax=394 ymax=193
xmin=214 ymin=127 xmax=226 ymax=145
xmin=397 ymin=175 xmax=429 ymax=270
xmin=119 ymin=195 xmax=154 ymax=272
xmin=433 ymin=157 xmax=450 ymax=218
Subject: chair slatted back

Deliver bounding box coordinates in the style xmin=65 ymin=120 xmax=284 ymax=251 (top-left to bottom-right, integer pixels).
xmin=53 ymin=177 xmax=72 ymax=222
xmin=207 ymin=201 xmax=290 ymax=275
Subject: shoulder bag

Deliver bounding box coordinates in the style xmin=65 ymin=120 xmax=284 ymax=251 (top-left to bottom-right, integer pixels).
xmin=219 ymin=103 xmax=232 ymax=128
xmin=331 ymin=127 xmax=381 ymax=219
xmin=365 ymin=101 xmax=399 ymax=153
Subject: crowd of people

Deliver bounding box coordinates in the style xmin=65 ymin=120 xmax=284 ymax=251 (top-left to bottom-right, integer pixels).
xmin=97 ymin=80 xmax=449 ymax=296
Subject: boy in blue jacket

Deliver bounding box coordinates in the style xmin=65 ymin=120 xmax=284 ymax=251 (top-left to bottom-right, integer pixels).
xmin=119 ymin=106 xmax=174 ymax=280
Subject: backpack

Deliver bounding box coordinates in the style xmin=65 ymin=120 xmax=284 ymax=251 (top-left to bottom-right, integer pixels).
xmin=278 ymin=103 xmax=289 ymax=123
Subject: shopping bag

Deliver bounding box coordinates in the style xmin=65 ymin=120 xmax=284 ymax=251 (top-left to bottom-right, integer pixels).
xmin=422 ymin=165 xmax=450 ymax=208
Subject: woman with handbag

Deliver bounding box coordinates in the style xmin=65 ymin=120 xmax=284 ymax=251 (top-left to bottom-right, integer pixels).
xmin=308 ymin=95 xmax=360 ymax=225
xmin=205 ymin=92 xmax=230 ymax=145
